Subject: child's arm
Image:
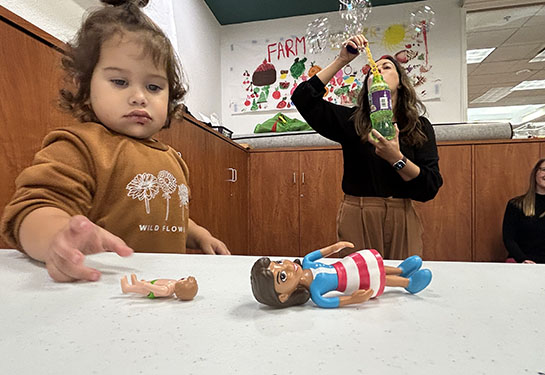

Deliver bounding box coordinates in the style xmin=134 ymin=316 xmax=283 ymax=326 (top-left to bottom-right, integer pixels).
xmin=186 ymin=219 xmax=230 ymax=255
xmin=19 ymin=207 xmax=133 ymax=282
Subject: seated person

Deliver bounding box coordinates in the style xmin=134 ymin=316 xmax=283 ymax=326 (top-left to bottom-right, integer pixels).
xmin=502 ymin=158 xmax=545 ymax=264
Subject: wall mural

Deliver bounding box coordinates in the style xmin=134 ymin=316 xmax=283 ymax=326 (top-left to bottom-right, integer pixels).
xmin=227 ymin=23 xmax=442 ymax=115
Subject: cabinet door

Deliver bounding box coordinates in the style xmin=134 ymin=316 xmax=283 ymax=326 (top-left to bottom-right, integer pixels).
xmin=474 ymin=142 xmax=540 ymax=261
xmin=299 ymin=150 xmax=343 ymax=256
xmin=228 ymin=146 xmax=249 ymax=255
xmin=249 ymin=152 xmax=300 ymax=257
xmin=414 ymin=145 xmax=472 ymax=261
xmin=0 ymin=20 xmax=77 ymax=248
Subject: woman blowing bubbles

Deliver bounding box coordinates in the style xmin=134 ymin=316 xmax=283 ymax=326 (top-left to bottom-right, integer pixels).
xmin=291 ymin=35 xmax=443 ymax=259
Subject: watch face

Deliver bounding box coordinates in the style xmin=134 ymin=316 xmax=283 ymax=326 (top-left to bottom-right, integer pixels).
xmin=394 ymin=160 xmax=406 ymax=170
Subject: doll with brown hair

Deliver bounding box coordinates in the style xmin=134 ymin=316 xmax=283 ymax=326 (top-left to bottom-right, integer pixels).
xmin=121 ymin=274 xmax=198 ymax=301
xmin=250 ymin=241 xmax=432 ymax=308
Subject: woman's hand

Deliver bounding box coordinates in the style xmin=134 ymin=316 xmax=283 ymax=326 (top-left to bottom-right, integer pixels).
xmin=368 ymin=124 xmax=403 ymax=165
xmin=339 ymin=35 xmax=368 ymax=64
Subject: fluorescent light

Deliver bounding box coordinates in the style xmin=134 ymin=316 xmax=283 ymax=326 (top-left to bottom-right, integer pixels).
xmin=470 ymin=87 xmax=512 ymax=103
xmin=521 ymin=105 xmax=545 ymax=122
xmin=466 ymin=48 xmax=495 ymax=64
xmin=529 ymin=49 xmax=545 ymax=63
xmin=511 ymin=80 xmax=545 ymax=91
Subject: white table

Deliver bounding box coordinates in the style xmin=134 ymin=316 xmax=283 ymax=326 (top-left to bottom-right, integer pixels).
xmin=1 ymin=250 xmax=544 ymax=375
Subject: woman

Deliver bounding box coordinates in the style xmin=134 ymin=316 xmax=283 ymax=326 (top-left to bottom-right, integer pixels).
xmin=503 ymin=158 xmax=545 ymax=264
xmin=291 ymin=35 xmax=442 ymax=259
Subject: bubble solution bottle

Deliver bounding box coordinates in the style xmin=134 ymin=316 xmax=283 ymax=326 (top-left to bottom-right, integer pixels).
xmin=364 ymin=44 xmax=395 ymax=140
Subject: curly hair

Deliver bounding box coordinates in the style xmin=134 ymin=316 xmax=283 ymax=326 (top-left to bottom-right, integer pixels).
xmin=352 ymin=55 xmax=427 ymax=146
xmin=59 ymin=0 xmax=186 ymax=128
xmin=250 ymin=257 xmax=310 ymax=308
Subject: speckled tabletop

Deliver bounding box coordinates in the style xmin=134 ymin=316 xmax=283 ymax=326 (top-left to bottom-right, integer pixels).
xmin=1 ymin=250 xmax=543 ymax=375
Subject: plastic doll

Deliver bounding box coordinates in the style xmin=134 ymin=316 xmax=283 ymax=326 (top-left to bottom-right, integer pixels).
xmin=250 ymin=241 xmax=432 ymax=308
xmin=121 ymin=274 xmax=198 ymax=301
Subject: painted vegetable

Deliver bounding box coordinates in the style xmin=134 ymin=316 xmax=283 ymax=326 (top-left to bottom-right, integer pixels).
xmin=289 ymin=57 xmax=307 ymax=80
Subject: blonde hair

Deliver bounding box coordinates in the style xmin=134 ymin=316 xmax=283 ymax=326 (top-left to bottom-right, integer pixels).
xmin=511 ymin=158 xmax=545 ymax=217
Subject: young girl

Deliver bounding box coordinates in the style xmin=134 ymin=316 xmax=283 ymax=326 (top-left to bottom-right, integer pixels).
xmin=1 ymin=0 xmax=229 ymax=283
xmin=291 ymin=35 xmax=443 ymax=260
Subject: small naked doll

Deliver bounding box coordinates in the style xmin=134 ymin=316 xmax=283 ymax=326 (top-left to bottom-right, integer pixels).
xmin=121 ymin=274 xmax=198 ymax=301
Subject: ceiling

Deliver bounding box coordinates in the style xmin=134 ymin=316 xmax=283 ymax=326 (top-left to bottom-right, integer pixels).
xmin=202 ymin=0 xmax=423 ymax=25
xmin=466 ymin=2 xmax=545 ymax=121
xmin=201 ymin=0 xmax=545 ymax=123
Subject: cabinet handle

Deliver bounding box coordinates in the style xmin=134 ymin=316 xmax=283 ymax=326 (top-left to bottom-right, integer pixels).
xmin=233 ymin=168 xmax=238 ymax=182
xmin=227 ymin=168 xmax=235 ymax=182
xmin=301 ymin=172 xmax=305 ymax=184
xmin=293 ymin=172 xmax=297 ymax=184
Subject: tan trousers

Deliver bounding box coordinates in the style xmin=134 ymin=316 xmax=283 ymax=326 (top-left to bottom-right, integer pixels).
xmin=336 ymin=195 xmax=423 ymax=260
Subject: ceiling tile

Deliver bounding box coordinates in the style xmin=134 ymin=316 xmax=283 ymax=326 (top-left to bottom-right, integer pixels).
xmin=470 ymin=59 xmax=528 ymax=75
xmin=523 ymin=5 xmax=545 ymax=26
xmin=485 ymin=43 xmax=544 ymax=62
xmin=529 ymin=70 xmax=545 ymax=80
xmin=466 ymin=5 xmax=542 ymax=32
xmin=466 ymin=28 xmax=518 ymax=49
xmin=469 ymin=70 xmax=535 ymax=85
xmin=503 ymin=25 xmax=545 ymax=45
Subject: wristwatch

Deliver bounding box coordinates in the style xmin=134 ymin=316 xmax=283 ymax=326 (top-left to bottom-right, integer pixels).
xmin=392 ymin=155 xmax=407 ymax=171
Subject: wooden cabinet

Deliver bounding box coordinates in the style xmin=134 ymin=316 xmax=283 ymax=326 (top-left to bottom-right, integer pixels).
xmin=0 ymin=12 xmax=77 ymax=248
xmin=473 ymin=142 xmax=541 ymax=261
xmin=249 ymin=149 xmax=343 ymax=257
xmin=414 ymin=145 xmax=473 ymax=261
xmin=415 ymin=139 xmax=544 ymax=262
xmin=157 ymin=116 xmax=249 ymax=254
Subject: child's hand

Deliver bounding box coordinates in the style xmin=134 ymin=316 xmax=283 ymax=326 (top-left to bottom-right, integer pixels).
xmin=46 ymin=215 xmax=133 ymax=282
xmin=198 ymin=235 xmax=231 ymax=255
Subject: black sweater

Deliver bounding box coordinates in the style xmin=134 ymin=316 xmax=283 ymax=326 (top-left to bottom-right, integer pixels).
xmin=291 ymin=75 xmax=443 ymax=202
xmin=502 ymin=193 xmax=545 ymax=263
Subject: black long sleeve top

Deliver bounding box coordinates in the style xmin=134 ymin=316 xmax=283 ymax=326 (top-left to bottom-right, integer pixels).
xmin=291 ymin=75 xmax=443 ymax=202
xmin=502 ymin=193 xmax=545 ymax=263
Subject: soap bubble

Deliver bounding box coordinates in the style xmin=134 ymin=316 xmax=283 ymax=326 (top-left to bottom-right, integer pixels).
xmin=306 ymin=16 xmax=330 ymax=54
xmin=339 ymin=0 xmax=372 ymax=36
xmin=329 ymin=31 xmax=348 ymax=50
xmin=409 ymin=5 xmax=435 ymax=34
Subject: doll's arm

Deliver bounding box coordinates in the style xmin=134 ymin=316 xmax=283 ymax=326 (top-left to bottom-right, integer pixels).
xmin=319 ymin=241 xmax=354 ymax=258
xmin=338 ymin=289 xmax=374 ymax=307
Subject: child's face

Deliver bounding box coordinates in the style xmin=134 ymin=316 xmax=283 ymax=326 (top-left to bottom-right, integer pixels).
xmin=89 ymin=33 xmax=169 ymax=140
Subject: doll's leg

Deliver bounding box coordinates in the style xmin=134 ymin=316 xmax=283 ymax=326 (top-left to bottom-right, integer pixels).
xmin=384 ymin=266 xmax=402 ymax=275
xmin=385 ymin=274 xmax=409 ymax=288
xmin=121 ymin=274 xmax=156 ymax=295
xmin=396 ymin=255 xmax=422 ymax=277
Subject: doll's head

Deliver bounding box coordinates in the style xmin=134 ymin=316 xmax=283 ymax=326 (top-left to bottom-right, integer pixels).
xmin=250 ymin=257 xmax=310 ymax=308
xmin=174 ymin=276 xmax=198 ymax=301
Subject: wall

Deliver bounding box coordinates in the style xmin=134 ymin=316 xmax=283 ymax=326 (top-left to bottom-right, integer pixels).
xmin=220 ymin=0 xmax=467 ymax=135
xmin=0 ymin=0 xmax=223 ymax=118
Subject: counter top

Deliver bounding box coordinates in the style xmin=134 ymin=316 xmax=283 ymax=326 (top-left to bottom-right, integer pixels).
xmin=1 ymin=250 xmax=543 ymax=374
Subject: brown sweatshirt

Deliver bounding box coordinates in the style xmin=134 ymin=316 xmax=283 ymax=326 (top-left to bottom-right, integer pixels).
xmin=1 ymin=122 xmax=190 ymax=253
